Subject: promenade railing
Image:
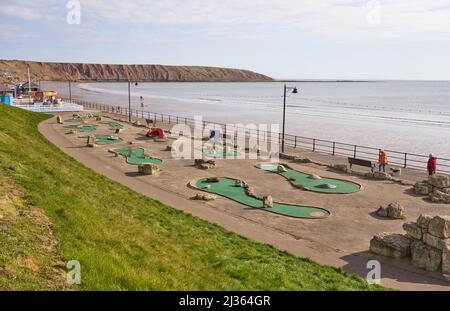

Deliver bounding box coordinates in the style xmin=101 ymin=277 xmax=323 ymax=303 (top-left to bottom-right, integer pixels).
xmin=66 ymin=98 xmax=450 ymax=174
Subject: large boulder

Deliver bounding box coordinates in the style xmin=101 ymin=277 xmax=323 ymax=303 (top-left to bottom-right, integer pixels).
xmin=428 ymin=216 xmax=450 ymax=239
xmin=428 ymin=175 xmax=450 ymax=189
xmin=376 ymin=202 xmax=405 ymax=219
xmin=365 ymin=172 xmax=392 ymax=180
xmin=443 ymin=246 xmax=450 ymax=276
xmin=56 ymin=116 xmax=63 ymax=124
xmin=428 ymin=190 xmax=450 ymax=204
xmin=403 ymin=222 xmax=422 ymax=240
xmin=422 ymin=233 xmax=449 ymax=250
xmin=86 ymin=135 xmax=96 ymax=147
xmin=417 ymin=214 xmax=433 ymax=229
xmin=411 ymin=241 xmax=442 ymax=272
xmin=138 ymin=164 xmax=161 ymax=176
xmin=369 ymin=233 xmax=412 ymax=258
xmin=195 ymin=159 xmax=216 ymax=170
xmin=263 ymin=195 xmax=273 ymax=209
xmin=414 ymin=182 xmax=433 ymax=196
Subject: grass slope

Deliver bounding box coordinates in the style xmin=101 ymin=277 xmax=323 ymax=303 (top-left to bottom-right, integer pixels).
xmin=0 ymin=104 xmax=386 ymax=290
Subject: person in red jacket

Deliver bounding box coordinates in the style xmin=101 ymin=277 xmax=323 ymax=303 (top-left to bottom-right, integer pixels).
xmin=427 ymin=154 xmax=437 ymax=176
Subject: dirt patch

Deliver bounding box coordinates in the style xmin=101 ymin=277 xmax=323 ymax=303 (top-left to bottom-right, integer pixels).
xmin=0 ymin=181 xmax=68 ymax=290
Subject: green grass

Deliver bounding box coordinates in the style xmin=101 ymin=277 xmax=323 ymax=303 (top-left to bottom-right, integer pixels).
xmin=0 ymin=104 xmax=387 ymax=291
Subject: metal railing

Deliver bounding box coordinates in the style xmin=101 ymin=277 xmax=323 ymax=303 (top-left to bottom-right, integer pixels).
xmin=66 ymin=98 xmax=450 ymax=174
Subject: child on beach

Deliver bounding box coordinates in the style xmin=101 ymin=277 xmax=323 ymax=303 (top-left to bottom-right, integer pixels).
xmin=378 ymin=149 xmax=388 ymax=172
xmin=427 ymin=154 xmax=437 ymax=175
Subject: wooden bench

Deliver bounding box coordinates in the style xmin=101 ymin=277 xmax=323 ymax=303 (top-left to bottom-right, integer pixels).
xmin=348 ymin=157 xmax=375 ymax=172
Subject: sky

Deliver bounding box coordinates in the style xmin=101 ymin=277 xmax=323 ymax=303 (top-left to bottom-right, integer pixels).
xmin=1 ymin=0 xmax=450 ymax=80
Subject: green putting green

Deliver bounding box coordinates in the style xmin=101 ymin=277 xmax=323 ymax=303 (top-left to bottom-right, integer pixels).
xmin=153 ymin=137 xmax=177 ymax=142
xmin=112 ymin=147 xmax=162 ymax=165
xmin=196 ymin=146 xmax=241 ymax=158
xmin=80 ymin=135 xmax=123 ymax=145
xmin=194 ymin=178 xmax=331 ymax=219
xmin=256 ymin=163 xmax=360 ymax=194
xmin=103 ymin=121 xmax=124 ymax=131
xmin=65 ymin=116 xmax=96 ymax=123
xmin=64 ymin=124 xmax=98 ymax=132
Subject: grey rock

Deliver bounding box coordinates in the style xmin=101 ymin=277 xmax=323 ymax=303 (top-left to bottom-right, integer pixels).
xmin=377 ymin=202 xmax=405 ymax=219
xmin=417 ymin=214 xmax=433 ymax=229
xmin=403 ymin=222 xmax=422 ymax=240
xmin=428 ymin=174 xmax=450 ymax=189
xmin=428 ymin=216 xmax=450 ymax=239
xmin=414 ymin=182 xmax=433 ymax=196
xmin=138 ymin=164 xmax=161 ymax=176
xmin=369 ymin=233 xmax=412 ymax=258
xmin=422 ymin=233 xmax=449 ymax=250
xmin=411 ymin=241 xmax=442 ymax=272
xmin=263 ymin=195 xmax=273 ymax=208
xmin=443 ymin=246 xmax=450 ymax=275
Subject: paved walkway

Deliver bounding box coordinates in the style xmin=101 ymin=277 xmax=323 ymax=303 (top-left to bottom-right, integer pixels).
xmin=39 ymin=113 xmax=450 ymax=291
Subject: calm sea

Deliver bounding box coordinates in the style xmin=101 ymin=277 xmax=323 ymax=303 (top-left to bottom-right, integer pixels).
xmin=43 ymin=80 xmax=450 ymax=158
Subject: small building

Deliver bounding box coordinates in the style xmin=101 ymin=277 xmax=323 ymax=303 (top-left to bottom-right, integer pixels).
xmin=0 ymin=83 xmax=14 ymax=105
xmin=17 ymin=81 xmax=40 ymax=95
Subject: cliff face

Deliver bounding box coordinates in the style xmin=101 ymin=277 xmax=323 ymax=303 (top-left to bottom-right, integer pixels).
xmin=0 ymin=60 xmax=273 ymax=84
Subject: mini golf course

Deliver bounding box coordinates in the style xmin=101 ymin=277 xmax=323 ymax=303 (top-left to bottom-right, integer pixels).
xmin=103 ymin=121 xmax=124 ymax=131
xmin=196 ymin=146 xmax=241 ymax=158
xmin=193 ymin=177 xmax=331 ymax=219
xmin=111 ymin=147 xmax=162 ymax=165
xmin=256 ymin=163 xmax=361 ymax=194
xmin=80 ymin=135 xmax=123 ymax=145
xmin=64 ymin=124 xmax=98 ymax=132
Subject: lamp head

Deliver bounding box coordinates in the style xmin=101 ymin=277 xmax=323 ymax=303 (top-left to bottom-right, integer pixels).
xmin=292 ymin=87 xmax=298 ymax=94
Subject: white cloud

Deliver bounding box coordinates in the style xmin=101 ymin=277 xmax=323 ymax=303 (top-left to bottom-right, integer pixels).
xmin=79 ymin=0 xmax=450 ymax=39
xmin=1 ymin=0 xmax=450 ymax=41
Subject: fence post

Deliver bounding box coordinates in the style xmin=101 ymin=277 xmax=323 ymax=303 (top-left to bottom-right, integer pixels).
xmin=354 ymin=145 xmax=357 ymax=158
xmin=294 ymin=136 xmax=297 ymax=148
xmin=312 ymin=139 xmax=316 ymax=152
xmin=332 ymin=142 xmax=336 ymax=156
xmin=404 ymin=153 xmax=407 ymax=168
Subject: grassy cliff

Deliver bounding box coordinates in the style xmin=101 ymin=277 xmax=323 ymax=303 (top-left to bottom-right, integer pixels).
xmin=0 ymin=60 xmax=273 ymax=84
xmin=0 ymin=104 xmax=385 ymax=290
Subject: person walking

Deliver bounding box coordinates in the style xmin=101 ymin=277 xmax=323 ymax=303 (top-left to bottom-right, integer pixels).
xmin=427 ymin=154 xmax=437 ymax=176
xmin=378 ymin=149 xmax=388 ymax=172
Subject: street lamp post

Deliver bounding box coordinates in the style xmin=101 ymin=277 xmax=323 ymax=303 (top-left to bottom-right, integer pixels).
xmin=68 ymin=80 xmax=72 ymax=103
xmin=128 ymin=81 xmax=139 ymax=122
xmin=281 ymin=84 xmax=298 ymax=153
